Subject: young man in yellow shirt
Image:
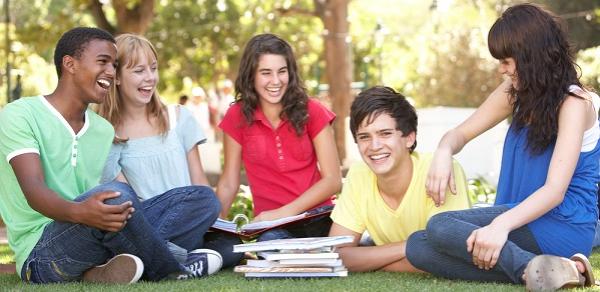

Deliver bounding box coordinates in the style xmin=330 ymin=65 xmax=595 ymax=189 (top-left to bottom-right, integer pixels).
xmin=329 ymin=86 xmax=471 ymax=272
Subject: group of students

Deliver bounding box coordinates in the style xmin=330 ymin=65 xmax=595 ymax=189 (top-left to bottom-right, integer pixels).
xmin=0 ymin=3 xmax=598 ymax=291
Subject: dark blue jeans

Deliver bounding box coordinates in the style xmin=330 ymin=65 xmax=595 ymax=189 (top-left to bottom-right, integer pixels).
xmin=406 ymin=205 xmax=541 ymax=284
xmin=21 ymin=182 xmax=220 ymax=283
xmin=257 ymin=215 xmax=332 ymax=242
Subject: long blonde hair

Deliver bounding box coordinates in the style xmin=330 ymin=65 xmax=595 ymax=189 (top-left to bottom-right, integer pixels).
xmin=97 ymin=33 xmax=168 ymax=140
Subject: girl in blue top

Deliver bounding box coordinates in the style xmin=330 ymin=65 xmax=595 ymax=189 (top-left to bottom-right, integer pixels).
xmin=405 ymin=3 xmax=599 ymax=291
xmin=97 ymin=34 xmax=240 ymax=274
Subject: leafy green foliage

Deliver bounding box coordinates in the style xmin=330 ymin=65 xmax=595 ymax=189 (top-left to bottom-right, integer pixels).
xmin=226 ymin=185 xmax=254 ymax=222
xmin=467 ymin=177 xmax=497 ymax=205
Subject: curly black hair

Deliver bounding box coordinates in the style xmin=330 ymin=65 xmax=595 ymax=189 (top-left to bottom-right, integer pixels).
xmin=350 ymin=86 xmax=418 ymax=152
xmin=488 ymin=3 xmax=582 ymax=154
xmin=53 ymin=27 xmax=115 ymax=77
xmin=234 ymin=33 xmax=308 ymax=135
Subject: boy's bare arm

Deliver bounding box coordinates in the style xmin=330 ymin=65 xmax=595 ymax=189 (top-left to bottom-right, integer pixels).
xmin=329 ymin=222 xmax=408 ymax=272
xmin=10 ymin=153 xmax=133 ymax=232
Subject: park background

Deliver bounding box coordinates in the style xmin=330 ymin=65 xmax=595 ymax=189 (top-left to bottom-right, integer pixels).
xmin=0 ymin=1 xmax=600 ymax=290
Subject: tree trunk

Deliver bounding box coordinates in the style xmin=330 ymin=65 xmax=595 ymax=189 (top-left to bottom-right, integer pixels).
xmin=315 ymin=0 xmax=352 ymax=164
xmin=87 ymin=0 xmax=155 ymax=35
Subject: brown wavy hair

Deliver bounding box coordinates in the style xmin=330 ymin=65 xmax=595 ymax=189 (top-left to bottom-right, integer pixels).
xmin=235 ymin=33 xmax=308 ymax=135
xmin=96 ymin=34 xmax=168 ymax=142
xmin=488 ymin=3 xmax=583 ymax=154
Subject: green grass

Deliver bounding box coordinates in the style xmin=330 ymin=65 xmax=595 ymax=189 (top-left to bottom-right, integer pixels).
xmin=1 ymin=245 xmax=600 ymax=291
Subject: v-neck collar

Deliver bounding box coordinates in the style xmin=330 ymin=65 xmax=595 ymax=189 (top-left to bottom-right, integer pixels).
xmin=375 ymin=153 xmax=418 ymax=214
xmin=39 ymin=96 xmax=90 ymax=138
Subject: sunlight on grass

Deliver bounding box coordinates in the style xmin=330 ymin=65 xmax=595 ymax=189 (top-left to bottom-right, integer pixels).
xmin=0 ymin=244 xmax=14 ymax=264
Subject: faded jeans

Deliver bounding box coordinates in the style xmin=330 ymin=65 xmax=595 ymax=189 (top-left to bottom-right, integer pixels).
xmin=21 ymin=181 xmax=220 ymax=283
xmin=406 ymin=205 xmax=541 ymax=284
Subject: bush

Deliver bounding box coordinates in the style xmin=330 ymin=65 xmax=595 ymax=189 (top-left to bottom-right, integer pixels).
xmin=467 ymin=177 xmax=496 ymax=205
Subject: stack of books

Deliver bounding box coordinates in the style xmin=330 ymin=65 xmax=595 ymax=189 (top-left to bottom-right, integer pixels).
xmin=233 ymin=236 xmax=354 ymax=278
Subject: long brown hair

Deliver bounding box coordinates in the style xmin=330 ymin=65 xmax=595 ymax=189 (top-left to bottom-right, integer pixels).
xmin=488 ymin=3 xmax=582 ymax=154
xmin=235 ymin=33 xmax=308 ymax=135
xmin=97 ymin=33 xmax=168 ymax=140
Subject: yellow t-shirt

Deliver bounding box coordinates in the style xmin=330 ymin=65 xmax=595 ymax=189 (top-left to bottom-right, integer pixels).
xmin=331 ymin=152 xmax=471 ymax=245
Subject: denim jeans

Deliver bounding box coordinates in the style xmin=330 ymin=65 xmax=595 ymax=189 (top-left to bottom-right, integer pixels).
xmin=203 ymin=231 xmax=244 ymax=268
xmin=257 ymin=215 xmax=332 ymax=242
xmin=21 ymin=182 xmax=220 ymax=283
xmin=406 ymin=205 xmax=541 ymax=284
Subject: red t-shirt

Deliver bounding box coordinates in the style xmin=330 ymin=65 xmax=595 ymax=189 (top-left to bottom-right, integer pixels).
xmin=219 ymin=99 xmax=336 ymax=215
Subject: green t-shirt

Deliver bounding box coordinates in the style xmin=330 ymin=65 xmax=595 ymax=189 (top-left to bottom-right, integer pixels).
xmin=0 ymin=96 xmax=114 ymax=276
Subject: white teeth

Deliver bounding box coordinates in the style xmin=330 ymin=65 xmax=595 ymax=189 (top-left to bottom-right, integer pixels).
xmin=97 ymin=79 xmax=110 ymax=89
xmin=370 ymin=154 xmax=390 ymax=160
xmin=140 ymin=87 xmax=153 ymax=90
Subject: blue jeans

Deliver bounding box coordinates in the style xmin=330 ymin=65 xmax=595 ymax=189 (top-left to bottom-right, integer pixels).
xmin=406 ymin=205 xmax=541 ymax=284
xmin=21 ymin=182 xmax=220 ymax=283
xmin=203 ymin=232 xmax=244 ymax=268
xmin=257 ymin=215 xmax=332 ymax=242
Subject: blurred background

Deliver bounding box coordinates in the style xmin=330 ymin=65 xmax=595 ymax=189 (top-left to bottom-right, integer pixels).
xmin=0 ymin=0 xmax=598 ymax=184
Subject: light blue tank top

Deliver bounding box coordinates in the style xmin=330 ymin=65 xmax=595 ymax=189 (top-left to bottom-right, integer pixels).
xmin=101 ymin=105 xmax=206 ymax=200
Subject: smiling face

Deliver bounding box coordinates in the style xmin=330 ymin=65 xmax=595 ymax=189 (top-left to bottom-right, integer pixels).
xmin=253 ymin=54 xmax=289 ymax=107
xmin=356 ymin=113 xmax=416 ymax=176
xmin=498 ymin=57 xmax=518 ymax=88
xmin=117 ymin=50 xmax=158 ymax=107
xmin=71 ymin=39 xmax=117 ymax=104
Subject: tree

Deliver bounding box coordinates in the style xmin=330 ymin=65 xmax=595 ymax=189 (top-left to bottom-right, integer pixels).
xmin=85 ymin=0 xmax=155 ymax=35
xmin=278 ymin=0 xmax=352 ymax=163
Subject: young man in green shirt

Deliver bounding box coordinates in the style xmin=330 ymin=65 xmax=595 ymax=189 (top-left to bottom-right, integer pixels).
xmin=0 ymin=27 xmax=221 ymax=284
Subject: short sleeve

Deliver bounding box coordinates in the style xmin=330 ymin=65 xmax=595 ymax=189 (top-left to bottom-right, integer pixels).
xmin=218 ymin=103 xmax=244 ymax=144
xmin=100 ymin=143 xmax=123 ymax=183
xmin=330 ymin=164 xmax=366 ymax=234
xmin=426 ymin=160 xmax=472 ymax=220
xmin=0 ymin=104 xmax=39 ymax=162
xmin=306 ymin=99 xmax=335 ymax=139
xmin=177 ymin=106 xmax=206 ymax=152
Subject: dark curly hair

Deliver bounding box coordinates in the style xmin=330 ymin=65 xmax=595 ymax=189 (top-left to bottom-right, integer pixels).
xmin=54 ymin=27 xmax=115 ymax=77
xmin=350 ymin=86 xmax=418 ymax=153
xmin=234 ymin=33 xmax=308 ymax=135
xmin=488 ymin=3 xmax=582 ymax=154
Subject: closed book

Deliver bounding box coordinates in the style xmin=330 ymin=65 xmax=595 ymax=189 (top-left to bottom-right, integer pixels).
xmin=257 ymin=251 xmax=339 ymax=261
xmin=233 ymin=235 xmax=353 ymax=253
xmin=243 ymin=271 xmax=348 ymax=278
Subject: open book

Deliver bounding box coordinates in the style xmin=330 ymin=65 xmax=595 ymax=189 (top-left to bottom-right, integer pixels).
xmin=210 ymin=205 xmax=333 ymax=239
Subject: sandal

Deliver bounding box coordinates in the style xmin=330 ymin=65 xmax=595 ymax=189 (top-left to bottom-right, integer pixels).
xmin=524 ymin=255 xmax=585 ymax=291
xmin=570 ymin=253 xmax=595 ymax=287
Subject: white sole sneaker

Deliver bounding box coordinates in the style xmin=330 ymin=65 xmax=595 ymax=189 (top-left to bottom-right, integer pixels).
xmin=82 ymin=254 xmax=144 ymax=284
xmin=189 ymin=249 xmax=223 ymax=275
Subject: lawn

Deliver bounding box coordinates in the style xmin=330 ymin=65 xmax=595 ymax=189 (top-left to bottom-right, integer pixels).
xmin=1 ymin=245 xmax=599 ymax=291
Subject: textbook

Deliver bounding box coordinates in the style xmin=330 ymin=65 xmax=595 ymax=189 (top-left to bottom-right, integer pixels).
xmin=234 ymin=265 xmax=346 ymax=273
xmin=233 ymin=235 xmax=354 ymax=253
xmin=256 ymin=251 xmax=339 ymax=261
xmin=247 ymin=258 xmax=343 ymax=268
xmin=244 ymin=271 xmax=348 ymax=278
xmin=233 ymin=236 xmax=351 ymax=278
xmin=210 ymin=205 xmax=333 ymax=239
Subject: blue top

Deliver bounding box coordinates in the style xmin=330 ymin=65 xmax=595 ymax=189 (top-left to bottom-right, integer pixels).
xmin=101 ymin=105 xmax=206 ymax=200
xmin=496 ymin=122 xmax=600 ymax=257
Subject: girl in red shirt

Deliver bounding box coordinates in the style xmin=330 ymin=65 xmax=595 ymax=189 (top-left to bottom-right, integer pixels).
xmin=217 ymin=34 xmax=342 ymax=241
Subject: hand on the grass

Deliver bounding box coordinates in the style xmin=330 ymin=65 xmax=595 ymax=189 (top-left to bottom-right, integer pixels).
xmin=467 ymin=223 xmax=509 ymax=270
xmin=425 ymin=148 xmax=456 ymax=207
xmin=77 ymin=191 xmax=134 ymax=232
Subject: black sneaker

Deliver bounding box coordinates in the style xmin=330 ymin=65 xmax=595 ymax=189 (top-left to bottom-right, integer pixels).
xmin=82 ymin=254 xmax=144 ymax=284
xmin=177 ymin=249 xmax=223 ymax=279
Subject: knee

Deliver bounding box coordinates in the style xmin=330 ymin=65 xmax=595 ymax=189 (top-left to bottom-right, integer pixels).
xmin=183 ymin=186 xmax=221 ymax=218
xmin=78 ymin=182 xmax=140 ymax=207
xmin=425 ymin=211 xmax=455 ymax=244
xmin=405 ymin=230 xmax=429 ymax=269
